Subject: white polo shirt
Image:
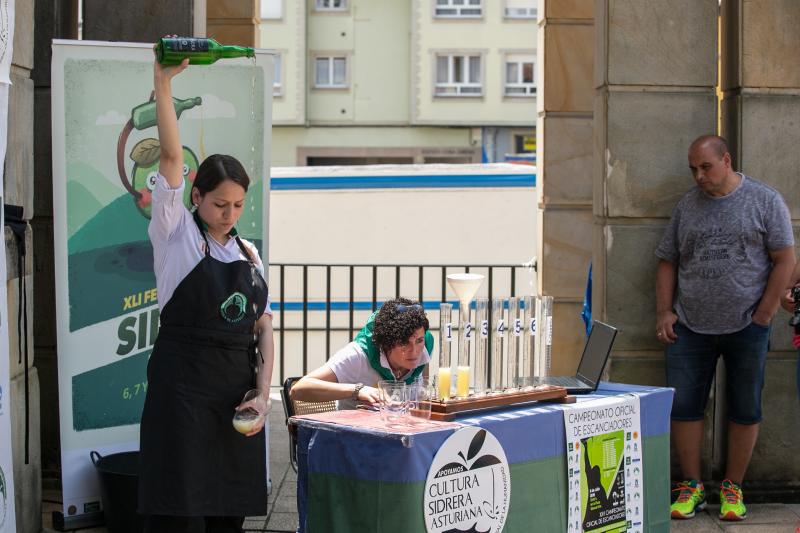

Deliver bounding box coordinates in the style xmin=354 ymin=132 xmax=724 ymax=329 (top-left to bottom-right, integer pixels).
xmin=148 ymin=172 xmax=273 ymax=315
xmin=325 ymin=341 xmax=431 ymax=410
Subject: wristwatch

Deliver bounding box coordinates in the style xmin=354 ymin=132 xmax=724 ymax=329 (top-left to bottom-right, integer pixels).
xmin=352 ymin=383 xmax=364 ymax=401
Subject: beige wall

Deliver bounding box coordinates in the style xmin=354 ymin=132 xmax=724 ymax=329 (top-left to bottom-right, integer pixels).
xmin=303 ymin=0 xmax=412 ymax=124
xmin=412 ymin=0 xmax=537 ymax=126
xmin=261 ymin=0 xmax=537 ymax=128
xmin=271 ymin=125 xmax=476 ymax=166
xmin=260 ymin=0 xmax=306 ymax=125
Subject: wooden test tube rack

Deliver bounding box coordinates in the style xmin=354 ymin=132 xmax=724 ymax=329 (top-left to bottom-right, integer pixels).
xmin=423 ymin=386 xmax=573 ymax=421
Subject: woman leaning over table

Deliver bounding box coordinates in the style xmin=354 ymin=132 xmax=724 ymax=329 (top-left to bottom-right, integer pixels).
xmin=290 ymin=298 xmax=434 ymax=410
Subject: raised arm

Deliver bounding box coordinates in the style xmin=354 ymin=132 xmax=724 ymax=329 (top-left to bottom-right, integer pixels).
xmin=153 ymin=51 xmax=189 ymax=189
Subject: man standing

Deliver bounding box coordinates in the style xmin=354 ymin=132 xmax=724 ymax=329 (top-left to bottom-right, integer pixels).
xmin=655 ymin=135 xmax=795 ymax=522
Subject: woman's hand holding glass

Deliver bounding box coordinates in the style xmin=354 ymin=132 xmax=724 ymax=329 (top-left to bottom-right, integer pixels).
xmin=233 ymin=389 xmax=270 ymax=436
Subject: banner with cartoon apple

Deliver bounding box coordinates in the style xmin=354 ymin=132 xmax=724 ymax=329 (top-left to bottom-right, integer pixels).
xmin=564 ymin=395 xmax=643 ymax=533
xmin=51 ymin=40 xmax=273 ymax=526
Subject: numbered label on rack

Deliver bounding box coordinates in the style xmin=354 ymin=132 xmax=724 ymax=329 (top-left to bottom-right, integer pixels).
xmin=464 ymin=322 xmax=473 ymax=340
xmin=496 ymin=319 xmax=506 ymax=337
xmin=480 ymin=319 xmax=489 ymax=338
xmin=529 ymin=317 xmax=536 ymax=335
xmin=445 ymin=323 xmax=453 ymax=343
xmin=514 ymin=318 xmax=522 ymax=337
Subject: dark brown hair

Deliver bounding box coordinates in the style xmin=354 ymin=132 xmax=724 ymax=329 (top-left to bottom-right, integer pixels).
xmin=193 ymin=154 xmax=250 ymax=196
xmin=372 ymin=298 xmax=429 ymax=354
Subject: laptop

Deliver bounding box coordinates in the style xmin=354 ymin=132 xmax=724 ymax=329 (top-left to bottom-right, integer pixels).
xmin=532 ymin=321 xmax=618 ymax=394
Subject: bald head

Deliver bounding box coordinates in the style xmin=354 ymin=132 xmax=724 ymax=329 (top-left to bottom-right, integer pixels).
xmin=688 ymin=134 xmax=740 ymax=197
xmin=690 ymin=135 xmax=729 ymax=159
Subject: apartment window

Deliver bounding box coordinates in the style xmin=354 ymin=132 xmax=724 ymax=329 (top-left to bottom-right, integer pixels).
xmin=504 ymin=0 xmax=537 ymax=18
xmin=435 ymin=54 xmax=482 ymax=96
xmin=435 ymin=0 xmax=482 ymax=18
xmin=315 ymin=0 xmax=347 ymax=11
xmin=261 ymin=0 xmax=282 ymax=19
xmin=314 ymin=56 xmax=348 ymax=88
xmin=273 ymin=54 xmax=282 ymax=95
xmin=505 ymin=55 xmax=535 ymax=96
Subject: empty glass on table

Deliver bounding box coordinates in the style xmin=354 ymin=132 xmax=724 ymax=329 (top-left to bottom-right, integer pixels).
xmin=377 ymin=380 xmax=408 ymax=423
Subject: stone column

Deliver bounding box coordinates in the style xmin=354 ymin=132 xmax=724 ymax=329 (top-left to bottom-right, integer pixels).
xmin=535 ymin=0 xmax=594 ymax=374
xmin=207 ymin=0 xmax=260 ymax=47
xmin=82 ymin=0 xmax=197 ymax=42
xmin=33 ymin=0 xmax=79 ymax=488
xmin=8 ymin=0 xmax=40 ymax=531
xmin=721 ymin=0 xmax=800 ymax=494
xmin=594 ymin=0 xmax=718 ymax=476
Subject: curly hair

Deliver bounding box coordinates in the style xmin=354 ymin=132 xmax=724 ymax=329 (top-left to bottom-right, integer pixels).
xmin=372 ymin=298 xmax=429 ymax=354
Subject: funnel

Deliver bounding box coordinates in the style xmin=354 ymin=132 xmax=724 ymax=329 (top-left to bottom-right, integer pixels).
xmin=446 ymin=273 xmax=485 ymax=308
xmin=446 ymin=273 xmax=485 ymax=398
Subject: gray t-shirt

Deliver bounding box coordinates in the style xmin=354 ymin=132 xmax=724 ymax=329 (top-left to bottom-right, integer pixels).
xmin=655 ymin=174 xmax=794 ymax=334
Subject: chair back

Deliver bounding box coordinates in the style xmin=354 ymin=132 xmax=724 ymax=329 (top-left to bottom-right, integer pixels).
xmin=281 ymin=376 xmax=338 ymax=472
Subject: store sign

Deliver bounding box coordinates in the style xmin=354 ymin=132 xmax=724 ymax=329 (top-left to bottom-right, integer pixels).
xmin=563 ymin=395 xmax=643 ymax=533
xmin=424 ymin=427 xmax=510 ymax=533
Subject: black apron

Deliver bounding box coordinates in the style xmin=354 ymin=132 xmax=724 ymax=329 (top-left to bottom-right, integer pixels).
xmin=139 ymin=213 xmax=269 ymax=517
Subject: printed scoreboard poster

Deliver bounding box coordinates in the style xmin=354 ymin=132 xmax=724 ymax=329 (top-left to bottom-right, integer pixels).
xmin=51 ymin=40 xmax=273 ymax=525
xmin=564 ymin=396 xmax=643 ymax=533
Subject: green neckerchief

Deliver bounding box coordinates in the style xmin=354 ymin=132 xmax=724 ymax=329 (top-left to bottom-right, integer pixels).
xmin=353 ymin=311 xmax=434 ymax=385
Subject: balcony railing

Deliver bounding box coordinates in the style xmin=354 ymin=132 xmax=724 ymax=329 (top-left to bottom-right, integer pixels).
xmin=268 ymin=262 xmax=537 ymax=385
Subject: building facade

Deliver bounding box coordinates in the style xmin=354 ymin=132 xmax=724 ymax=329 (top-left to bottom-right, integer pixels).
xmin=260 ymin=0 xmax=538 ymax=166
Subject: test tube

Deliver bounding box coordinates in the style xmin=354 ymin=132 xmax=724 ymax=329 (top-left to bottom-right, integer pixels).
xmin=506 ymin=297 xmax=521 ymax=390
xmin=521 ymin=295 xmax=537 ymax=388
xmin=455 ymin=301 xmax=472 ymax=398
xmin=438 ymin=303 xmax=454 ymax=400
xmin=490 ymin=298 xmax=506 ymax=392
xmin=538 ymin=295 xmax=553 ymax=378
xmin=473 ymin=298 xmax=489 ymax=396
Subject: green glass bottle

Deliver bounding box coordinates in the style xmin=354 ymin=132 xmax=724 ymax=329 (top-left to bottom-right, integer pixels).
xmin=156 ymin=37 xmax=255 ymax=66
xmin=131 ymin=96 xmax=202 ymax=130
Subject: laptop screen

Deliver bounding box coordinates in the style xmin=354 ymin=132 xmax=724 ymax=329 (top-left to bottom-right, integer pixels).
xmin=576 ymin=322 xmax=618 ymax=385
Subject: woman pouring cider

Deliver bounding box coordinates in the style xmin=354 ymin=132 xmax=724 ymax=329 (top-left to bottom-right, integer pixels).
xmin=138 ymin=50 xmax=274 ymax=532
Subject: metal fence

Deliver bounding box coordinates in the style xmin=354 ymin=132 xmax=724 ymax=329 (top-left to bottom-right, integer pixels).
xmin=268 ymin=262 xmax=537 ymax=385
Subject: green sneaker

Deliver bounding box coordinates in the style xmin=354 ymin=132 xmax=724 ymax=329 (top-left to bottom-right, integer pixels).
xmin=719 ymin=479 xmax=747 ymax=521
xmin=670 ymin=480 xmax=706 ymax=519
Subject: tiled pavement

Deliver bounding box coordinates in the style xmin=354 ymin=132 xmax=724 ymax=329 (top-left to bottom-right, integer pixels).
xmin=243 ymin=396 xmax=299 ymax=532
xmin=42 ymin=396 xmax=800 ymax=532
xmin=669 ymin=504 xmax=800 ymax=532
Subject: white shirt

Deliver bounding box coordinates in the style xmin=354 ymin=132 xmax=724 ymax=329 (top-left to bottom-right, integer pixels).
xmin=325 ymin=341 xmax=431 ymax=410
xmin=148 ymin=172 xmax=272 ymax=315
